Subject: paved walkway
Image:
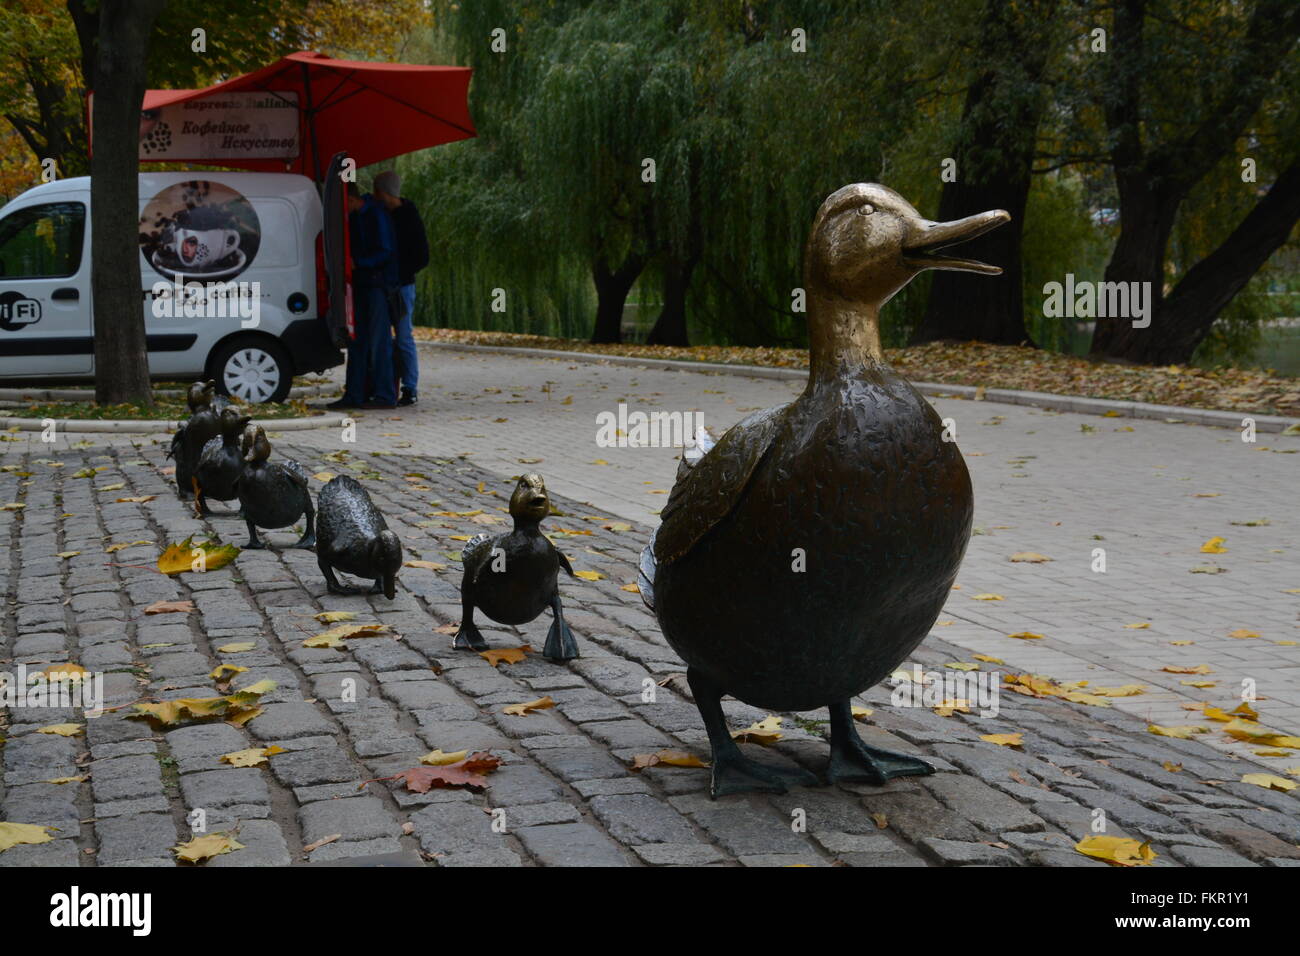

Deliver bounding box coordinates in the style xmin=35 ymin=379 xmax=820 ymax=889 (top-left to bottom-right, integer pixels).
xmin=1 ymin=343 xmax=1296 ymax=867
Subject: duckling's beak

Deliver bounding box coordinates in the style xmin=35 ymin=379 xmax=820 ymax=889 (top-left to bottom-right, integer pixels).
xmin=902 ymin=209 xmax=1011 ymax=275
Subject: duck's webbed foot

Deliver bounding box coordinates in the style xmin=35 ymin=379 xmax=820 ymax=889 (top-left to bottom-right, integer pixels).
xmin=244 ymin=520 xmax=264 ymax=550
xmin=710 ymin=749 xmax=820 ymax=797
xmin=542 ymin=594 xmax=578 ymax=662
xmin=449 ymin=608 xmax=486 ymax=655
xmin=292 ymin=531 xmax=316 ymax=550
xmin=688 ymin=667 xmax=817 ymax=799
xmin=826 ymin=699 xmax=934 ymax=784
xmin=294 ymin=507 xmax=316 ymax=549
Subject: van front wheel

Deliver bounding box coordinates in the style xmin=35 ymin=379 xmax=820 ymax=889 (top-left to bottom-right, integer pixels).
xmin=211 ymin=338 xmax=293 ymax=404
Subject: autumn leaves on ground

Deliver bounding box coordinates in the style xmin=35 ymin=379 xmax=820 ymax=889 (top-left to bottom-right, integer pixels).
xmin=417 ymin=329 xmax=1300 ymax=418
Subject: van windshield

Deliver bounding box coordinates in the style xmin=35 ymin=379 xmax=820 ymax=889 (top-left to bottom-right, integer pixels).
xmin=0 ymin=201 xmax=86 ymax=279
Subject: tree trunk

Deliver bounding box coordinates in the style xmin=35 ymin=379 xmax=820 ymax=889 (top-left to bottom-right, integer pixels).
xmin=1105 ymin=160 xmax=1300 ymax=364
xmin=76 ymin=0 xmax=165 ymax=405
xmin=646 ymin=257 xmax=694 ymax=346
xmin=909 ymin=0 xmax=1059 ymax=347
xmin=590 ymin=252 xmax=645 ymax=344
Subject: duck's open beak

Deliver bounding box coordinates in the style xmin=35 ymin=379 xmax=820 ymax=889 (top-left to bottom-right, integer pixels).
xmin=902 ymin=209 xmax=1011 ymax=275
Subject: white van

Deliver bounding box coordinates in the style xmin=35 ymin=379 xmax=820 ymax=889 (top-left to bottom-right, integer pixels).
xmin=0 ymin=168 xmax=349 ymax=403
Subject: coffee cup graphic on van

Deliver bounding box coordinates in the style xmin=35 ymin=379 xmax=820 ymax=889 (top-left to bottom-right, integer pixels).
xmin=139 ymin=180 xmax=260 ymax=282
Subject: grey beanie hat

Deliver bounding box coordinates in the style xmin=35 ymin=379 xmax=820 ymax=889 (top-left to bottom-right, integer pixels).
xmin=374 ymin=170 xmax=402 ymax=198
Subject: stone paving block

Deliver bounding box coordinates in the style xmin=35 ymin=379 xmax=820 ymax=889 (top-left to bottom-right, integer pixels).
xmin=409 ymin=800 xmax=508 ymax=856
xmin=920 ymin=838 xmax=1019 ymax=866
xmin=89 ymin=754 xmax=164 ymax=803
xmin=485 ymin=764 xmax=567 ymax=806
xmin=298 ymin=796 xmax=401 ymax=845
xmin=588 ymin=794 xmax=698 ymax=845
xmin=514 ymin=822 xmax=632 ymax=867
xmin=1167 ymin=844 xmax=1257 ymax=867
xmin=500 ymin=802 xmax=582 ymax=828
xmin=859 ymin=789 xmax=981 ymax=843
xmin=248 ymin=702 xmax=338 ymax=741
xmin=96 ymin=813 xmax=179 ymax=865
xmin=0 ymin=839 xmax=83 ymax=867
xmin=180 ymin=768 xmax=271 ymax=809
xmin=922 ymin=774 xmax=1045 ymax=833
xmin=692 ymin=805 xmax=812 ymax=857
xmin=206 ymin=820 xmax=292 ymax=867
xmin=531 ymin=746 xmax=629 ymax=783
xmin=270 ymin=748 xmax=363 ymax=788
xmin=632 ymin=843 xmax=727 ymax=866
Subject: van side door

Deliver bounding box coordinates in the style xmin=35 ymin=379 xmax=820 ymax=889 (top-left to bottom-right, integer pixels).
xmin=0 ymin=199 xmax=92 ymax=375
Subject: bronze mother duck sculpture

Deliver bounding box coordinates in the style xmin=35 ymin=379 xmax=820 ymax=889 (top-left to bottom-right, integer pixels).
xmin=638 ymin=183 xmax=1008 ymax=797
xmin=194 ymin=406 xmax=251 ymax=517
xmin=315 ymin=475 xmax=402 ymax=599
xmin=237 ymin=425 xmax=315 ymax=550
xmin=453 ymin=473 xmax=578 ymax=662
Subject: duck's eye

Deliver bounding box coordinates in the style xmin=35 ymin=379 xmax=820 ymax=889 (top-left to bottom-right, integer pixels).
xmin=856 ymin=204 xmax=875 ymax=216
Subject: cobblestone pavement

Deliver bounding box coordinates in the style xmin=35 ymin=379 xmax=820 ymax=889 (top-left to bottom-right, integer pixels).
xmin=1 ymin=345 xmax=1297 ymax=866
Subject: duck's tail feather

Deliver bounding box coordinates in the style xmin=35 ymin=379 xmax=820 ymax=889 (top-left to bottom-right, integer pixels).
xmin=675 ymin=424 xmax=717 ymax=482
xmin=462 ymin=532 xmax=491 ymax=563
xmin=166 ymin=426 xmax=185 ymax=460
xmin=637 ymin=527 xmax=657 ymax=612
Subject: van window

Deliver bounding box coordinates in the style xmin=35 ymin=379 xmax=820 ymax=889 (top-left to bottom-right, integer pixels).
xmin=0 ymin=201 xmax=86 ymax=279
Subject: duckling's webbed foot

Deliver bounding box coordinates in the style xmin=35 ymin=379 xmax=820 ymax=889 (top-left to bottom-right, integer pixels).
xmin=542 ymin=594 xmax=578 ymax=662
xmin=244 ymin=520 xmax=264 ymax=549
xmin=688 ymin=668 xmax=818 ymax=799
xmin=453 ymin=618 xmax=488 ymax=651
xmin=826 ymin=699 xmax=934 ymax=784
xmin=294 ymin=503 xmax=316 ymax=549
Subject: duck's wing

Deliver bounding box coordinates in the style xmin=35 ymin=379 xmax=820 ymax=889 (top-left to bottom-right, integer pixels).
xmin=281 ymin=458 xmax=310 ymax=492
xmin=637 ymin=528 xmax=658 ymax=611
xmin=653 ymin=403 xmax=787 ymax=566
xmin=166 ymin=426 xmax=186 ymax=461
xmin=462 ymin=532 xmax=494 ymax=586
xmin=555 ymin=547 xmax=575 ymax=577
xmin=197 ymin=435 xmax=223 ymax=469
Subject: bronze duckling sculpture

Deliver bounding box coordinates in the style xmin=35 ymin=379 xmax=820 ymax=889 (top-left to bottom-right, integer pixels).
xmin=171 ymin=381 xmax=222 ymax=502
xmin=193 ymin=406 xmax=252 ymax=517
xmin=315 ymin=474 xmax=402 ymax=599
xmin=453 ymin=473 xmax=578 ymax=662
xmin=236 ymin=425 xmax=316 ymax=550
xmin=639 ymin=183 xmax=1009 ymax=798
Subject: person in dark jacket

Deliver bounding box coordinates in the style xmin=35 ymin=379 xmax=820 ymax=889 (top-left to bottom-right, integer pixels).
xmin=330 ymin=182 xmax=399 ymax=409
xmin=374 ymin=170 xmax=428 ymax=407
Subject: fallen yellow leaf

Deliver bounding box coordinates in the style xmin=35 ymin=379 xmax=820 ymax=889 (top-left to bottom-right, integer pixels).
xmin=630 ymin=750 xmax=710 ymax=770
xmin=313 ymin=611 xmax=357 ymax=623
xmin=1009 ymin=552 xmax=1051 ymax=563
xmin=36 ymin=723 xmax=83 ymax=737
xmin=1148 ymin=724 xmax=1208 ymax=739
xmin=479 ymin=645 xmax=530 ymax=667
xmin=502 ymin=696 xmax=555 ymax=716
xmin=1075 ymin=835 xmax=1155 ymax=867
xmin=220 ymin=745 xmax=285 ymax=768
xmin=1200 ymin=536 xmax=1228 ymax=554
xmin=573 ymin=570 xmax=605 ymax=581
xmin=972 ymin=593 xmax=1004 ymax=601
xmin=217 ymin=642 xmax=256 ymax=653
xmin=1240 ymin=773 xmax=1297 ymax=792
xmin=172 ymin=832 xmax=244 ymax=863
xmin=0 ymin=822 xmax=58 ymax=853
xmin=731 ymin=716 xmax=784 ymax=746
xmin=1007 ymin=631 xmax=1044 ymax=640
xmin=421 ymin=749 xmax=470 ymax=766
xmin=980 ymin=733 xmax=1024 ymax=748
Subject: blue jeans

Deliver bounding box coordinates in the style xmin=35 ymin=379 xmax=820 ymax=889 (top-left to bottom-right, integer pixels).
xmin=393 ymin=283 xmax=419 ymax=395
xmin=342 ymin=284 xmax=397 ymax=405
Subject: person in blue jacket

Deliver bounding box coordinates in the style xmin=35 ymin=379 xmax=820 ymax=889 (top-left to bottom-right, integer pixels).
xmin=330 ymin=182 xmax=399 ymax=409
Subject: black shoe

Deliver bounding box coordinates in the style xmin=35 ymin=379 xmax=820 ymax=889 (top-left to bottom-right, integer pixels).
xmin=397 ymin=390 xmax=417 ymax=407
xmin=326 ymin=398 xmax=357 ymax=410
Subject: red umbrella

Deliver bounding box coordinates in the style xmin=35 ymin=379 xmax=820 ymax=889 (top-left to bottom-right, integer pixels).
xmin=123 ymin=51 xmax=474 ymax=178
